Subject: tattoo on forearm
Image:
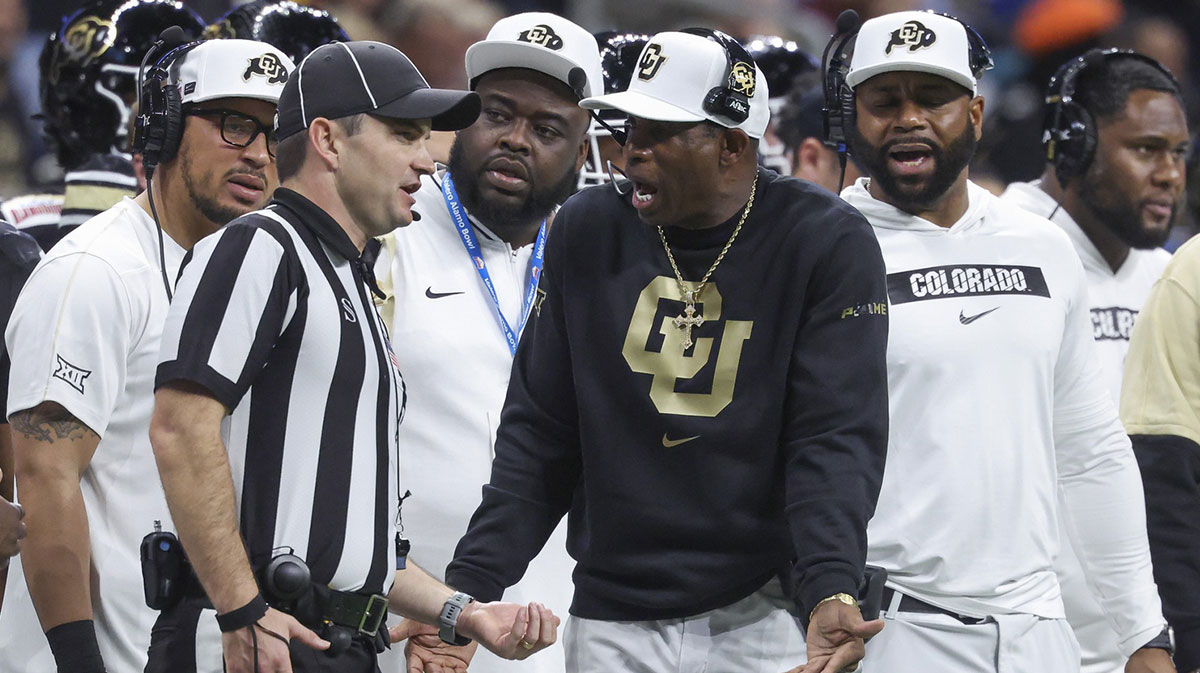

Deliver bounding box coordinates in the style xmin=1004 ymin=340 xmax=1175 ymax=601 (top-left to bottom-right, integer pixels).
xmin=9 ymin=409 xmax=99 ymax=443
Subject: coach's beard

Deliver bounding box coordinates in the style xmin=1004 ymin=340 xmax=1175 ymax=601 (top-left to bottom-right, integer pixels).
xmin=850 ymin=123 xmax=976 ymax=213
xmin=447 ymin=138 xmax=578 ymax=237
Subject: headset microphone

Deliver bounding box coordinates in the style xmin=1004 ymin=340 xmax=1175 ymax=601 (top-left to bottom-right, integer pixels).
xmin=606 ymin=161 xmax=632 ymax=195
xmin=835 ymin=8 xmax=862 ymax=35
xmin=567 ymin=67 xmax=588 ymax=100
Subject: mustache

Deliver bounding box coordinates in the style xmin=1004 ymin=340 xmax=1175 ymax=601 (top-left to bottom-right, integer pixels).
xmin=224 ymin=166 xmax=268 ymax=184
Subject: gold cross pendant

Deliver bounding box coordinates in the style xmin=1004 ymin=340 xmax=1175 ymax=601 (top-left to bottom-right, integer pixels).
xmin=673 ymin=301 xmax=705 ymax=350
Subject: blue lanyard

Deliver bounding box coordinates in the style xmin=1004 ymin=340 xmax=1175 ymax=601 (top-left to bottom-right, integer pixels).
xmin=441 ymin=172 xmax=546 ymax=356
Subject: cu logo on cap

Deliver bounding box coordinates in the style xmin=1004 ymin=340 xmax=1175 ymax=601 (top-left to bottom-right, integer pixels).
xmin=244 ymin=53 xmax=289 ymax=84
xmin=637 ymin=44 xmax=668 ymax=82
xmin=885 ymin=20 xmax=937 ymax=55
xmin=518 ymin=25 xmax=564 ymax=50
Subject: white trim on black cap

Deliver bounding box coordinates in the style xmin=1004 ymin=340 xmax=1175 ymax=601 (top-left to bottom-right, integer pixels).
xmin=296 ymin=49 xmax=314 ymax=129
xmin=338 ymin=42 xmax=378 ymax=108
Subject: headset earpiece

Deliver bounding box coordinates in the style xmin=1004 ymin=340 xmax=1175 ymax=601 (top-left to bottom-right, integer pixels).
xmin=946 ymin=16 xmax=994 ymax=80
xmin=1043 ymin=49 xmax=1179 ymax=181
xmin=134 ymin=35 xmax=202 ymax=176
xmin=681 ymin=28 xmax=756 ymax=125
xmin=821 ymin=9 xmax=861 ymax=152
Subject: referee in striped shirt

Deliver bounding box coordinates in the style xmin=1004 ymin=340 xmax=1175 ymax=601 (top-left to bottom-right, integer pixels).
xmin=150 ymin=41 xmax=559 ymax=673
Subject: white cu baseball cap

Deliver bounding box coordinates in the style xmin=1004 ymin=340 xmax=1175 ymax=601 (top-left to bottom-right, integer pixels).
xmin=846 ymin=11 xmax=979 ymax=94
xmin=580 ymin=31 xmax=770 ymax=139
xmin=465 ymin=12 xmax=603 ymax=99
xmin=172 ymin=38 xmax=295 ymax=105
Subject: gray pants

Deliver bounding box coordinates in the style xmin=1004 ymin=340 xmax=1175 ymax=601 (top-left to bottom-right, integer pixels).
xmin=862 ymin=593 xmax=1081 ymax=673
xmin=563 ymin=578 xmax=806 ymax=673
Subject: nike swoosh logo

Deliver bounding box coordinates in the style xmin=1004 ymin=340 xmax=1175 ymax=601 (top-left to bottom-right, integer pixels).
xmin=959 ymin=307 xmax=999 ymax=325
xmin=661 ymin=433 xmax=700 ymax=448
xmin=425 ymin=287 xmax=465 ymax=299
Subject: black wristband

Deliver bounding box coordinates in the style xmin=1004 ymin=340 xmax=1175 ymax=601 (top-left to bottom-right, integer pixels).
xmin=45 ymin=619 xmax=105 ymax=673
xmin=216 ymin=595 xmax=269 ymax=633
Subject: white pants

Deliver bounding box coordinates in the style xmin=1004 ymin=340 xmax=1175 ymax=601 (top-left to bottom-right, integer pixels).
xmin=862 ymin=595 xmax=1080 ymax=673
xmin=563 ymin=578 xmax=806 ymax=673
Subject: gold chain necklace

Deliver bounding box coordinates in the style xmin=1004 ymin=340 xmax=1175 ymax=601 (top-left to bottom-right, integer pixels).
xmin=656 ymin=170 xmax=758 ymax=351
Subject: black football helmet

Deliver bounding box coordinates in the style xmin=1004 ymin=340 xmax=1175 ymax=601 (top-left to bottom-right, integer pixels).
xmin=580 ymin=31 xmax=650 ymax=188
xmin=39 ymin=0 xmax=204 ymax=171
xmin=205 ymin=0 xmax=349 ymax=67
xmin=744 ymin=35 xmax=819 ymax=105
xmin=744 ymin=36 xmax=818 ymax=175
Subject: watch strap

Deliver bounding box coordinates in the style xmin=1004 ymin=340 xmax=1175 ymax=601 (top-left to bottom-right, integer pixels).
xmin=438 ymin=591 xmax=475 ymax=646
xmin=1142 ymin=626 xmax=1174 ymax=655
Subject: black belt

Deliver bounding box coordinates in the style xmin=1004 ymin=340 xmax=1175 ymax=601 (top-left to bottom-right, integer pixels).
xmin=324 ymin=590 xmax=389 ymax=637
xmin=180 ymin=567 xmax=387 ymax=638
xmin=881 ymin=588 xmax=989 ymax=624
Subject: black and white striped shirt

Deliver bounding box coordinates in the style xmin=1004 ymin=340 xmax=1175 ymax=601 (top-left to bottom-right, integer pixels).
xmin=156 ymin=188 xmax=405 ymax=595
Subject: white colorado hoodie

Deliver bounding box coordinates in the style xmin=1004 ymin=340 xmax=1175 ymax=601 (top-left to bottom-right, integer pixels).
xmin=842 ymin=178 xmax=1163 ymax=657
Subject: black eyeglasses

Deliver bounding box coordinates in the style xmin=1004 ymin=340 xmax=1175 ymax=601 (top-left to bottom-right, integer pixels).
xmin=186 ymin=108 xmax=278 ymax=158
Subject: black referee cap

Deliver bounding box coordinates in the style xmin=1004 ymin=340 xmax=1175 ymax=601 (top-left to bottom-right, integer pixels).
xmin=275 ymin=41 xmax=481 ymax=140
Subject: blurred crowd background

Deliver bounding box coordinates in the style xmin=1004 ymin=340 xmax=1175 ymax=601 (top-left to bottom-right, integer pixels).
xmin=5 ymin=0 xmax=1199 ymax=245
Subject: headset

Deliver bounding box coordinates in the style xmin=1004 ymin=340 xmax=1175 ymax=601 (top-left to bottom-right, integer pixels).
xmin=1043 ymin=48 xmax=1182 ymax=182
xmin=134 ymin=30 xmax=206 ymax=178
xmin=681 ymin=28 xmax=757 ymax=125
xmin=131 ymin=27 xmax=204 ymax=302
xmin=821 ymin=10 xmax=992 ymax=189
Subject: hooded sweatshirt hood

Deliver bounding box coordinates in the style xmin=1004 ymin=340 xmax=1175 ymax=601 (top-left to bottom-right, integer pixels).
xmin=841 ymin=177 xmax=993 ymax=234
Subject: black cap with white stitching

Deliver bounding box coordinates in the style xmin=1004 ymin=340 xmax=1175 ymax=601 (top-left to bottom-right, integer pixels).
xmin=275 ymin=40 xmax=480 ymax=140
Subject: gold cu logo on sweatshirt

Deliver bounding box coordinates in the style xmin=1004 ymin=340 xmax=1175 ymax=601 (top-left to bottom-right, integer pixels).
xmin=622 ymin=276 xmax=752 ymax=418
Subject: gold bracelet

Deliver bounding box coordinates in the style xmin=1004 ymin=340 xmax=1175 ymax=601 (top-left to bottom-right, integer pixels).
xmin=809 ymin=592 xmax=860 ymax=623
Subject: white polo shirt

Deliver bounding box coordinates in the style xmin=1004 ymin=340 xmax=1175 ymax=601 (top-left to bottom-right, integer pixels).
xmin=1 ymin=197 xmax=183 ymax=673
xmin=373 ymin=168 xmax=572 ymax=673
xmin=1002 ymin=180 xmax=1170 ymax=672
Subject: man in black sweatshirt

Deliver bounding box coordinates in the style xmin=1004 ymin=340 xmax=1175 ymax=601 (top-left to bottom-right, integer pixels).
xmin=446 ymin=29 xmax=890 ymax=673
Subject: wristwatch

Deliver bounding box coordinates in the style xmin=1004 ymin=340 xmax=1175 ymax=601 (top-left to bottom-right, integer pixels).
xmin=1140 ymin=626 xmax=1174 ymax=656
xmin=438 ymin=591 xmax=475 ymax=646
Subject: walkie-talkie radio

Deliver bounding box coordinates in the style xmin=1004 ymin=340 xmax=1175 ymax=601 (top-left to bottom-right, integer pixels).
xmin=140 ymin=520 xmax=189 ymax=610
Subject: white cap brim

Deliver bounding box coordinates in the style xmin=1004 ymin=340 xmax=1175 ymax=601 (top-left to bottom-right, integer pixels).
xmin=847 ymin=61 xmax=976 ymax=94
xmin=580 ymin=90 xmax=706 ymax=124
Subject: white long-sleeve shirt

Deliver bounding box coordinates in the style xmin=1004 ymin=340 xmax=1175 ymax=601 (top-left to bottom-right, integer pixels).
xmin=843 ymin=179 xmax=1163 ymax=657
xmin=1001 ymin=181 xmax=1170 ymax=401
xmin=1001 ymin=180 xmax=1170 ymax=672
